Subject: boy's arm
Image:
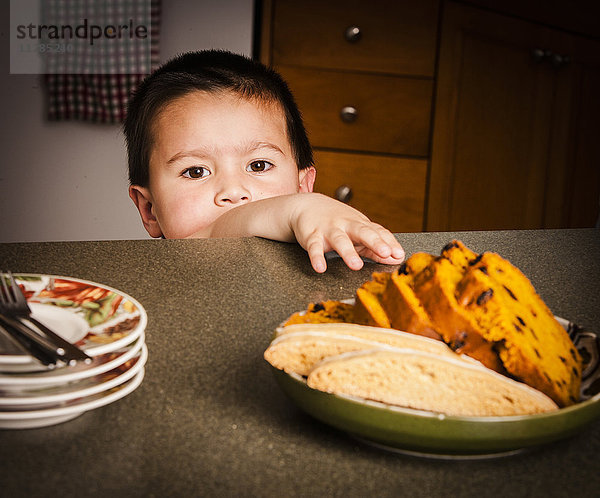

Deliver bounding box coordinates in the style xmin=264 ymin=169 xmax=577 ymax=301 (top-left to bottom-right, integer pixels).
xmin=189 ymin=192 xmax=405 ymax=273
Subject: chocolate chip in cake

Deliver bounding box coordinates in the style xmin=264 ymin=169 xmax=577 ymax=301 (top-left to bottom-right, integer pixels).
xmin=469 ymin=253 xmax=483 ymax=266
xmin=450 ymin=331 xmax=468 ymax=350
xmin=312 ymin=303 xmax=325 ymax=312
xmin=513 ymin=323 xmax=524 ymax=333
xmin=559 ymin=356 xmax=567 ymax=364
xmin=517 ymin=316 xmax=526 ymax=326
xmin=478 ymin=266 xmax=488 ymax=275
xmin=503 ymin=285 xmax=518 ymax=300
xmin=476 ymin=288 xmax=494 ymax=305
xmin=533 ymin=348 xmax=542 ymax=359
xmin=397 ymin=263 xmax=408 ymax=275
xmin=442 ymin=241 xmax=459 ymax=252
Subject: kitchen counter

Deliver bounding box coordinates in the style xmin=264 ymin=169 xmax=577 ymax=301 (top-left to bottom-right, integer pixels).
xmin=1 ymin=229 xmax=599 ymax=497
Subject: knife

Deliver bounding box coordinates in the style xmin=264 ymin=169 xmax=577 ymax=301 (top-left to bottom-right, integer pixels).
xmin=0 ymin=317 xmax=60 ymax=367
xmin=0 ymin=313 xmax=65 ymax=367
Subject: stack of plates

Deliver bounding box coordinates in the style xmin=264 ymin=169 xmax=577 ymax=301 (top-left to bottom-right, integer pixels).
xmin=0 ymin=274 xmax=147 ymax=429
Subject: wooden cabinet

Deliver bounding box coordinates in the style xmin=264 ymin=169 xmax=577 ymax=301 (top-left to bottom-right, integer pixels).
xmin=312 ymin=151 xmax=428 ymax=232
xmin=277 ymin=67 xmax=433 ymax=156
xmin=427 ymin=2 xmax=600 ymax=230
xmin=267 ymin=0 xmax=439 ymax=76
xmin=259 ymin=0 xmax=600 ymax=232
xmin=260 ymin=0 xmax=440 ymax=232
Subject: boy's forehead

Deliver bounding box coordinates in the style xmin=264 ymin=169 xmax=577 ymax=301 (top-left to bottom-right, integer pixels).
xmin=152 ymin=91 xmax=286 ymax=137
xmin=149 ymin=90 xmax=293 ymax=158
xmin=158 ymin=89 xmax=285 ymax=123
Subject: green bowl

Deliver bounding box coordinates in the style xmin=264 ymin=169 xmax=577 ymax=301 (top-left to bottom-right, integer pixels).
xmin=272 ymin=368 xmax=600 ymax=457
xmin=270 ymin=316 xmax=600 ymax=458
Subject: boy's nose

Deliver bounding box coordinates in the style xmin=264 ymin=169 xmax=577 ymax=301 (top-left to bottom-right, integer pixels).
xmin=215 ymin=184 xmax=252 ymax=206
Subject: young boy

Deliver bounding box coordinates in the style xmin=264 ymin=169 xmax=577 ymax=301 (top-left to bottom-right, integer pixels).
xmin=124 ymin=50 xmax=405 ymax=273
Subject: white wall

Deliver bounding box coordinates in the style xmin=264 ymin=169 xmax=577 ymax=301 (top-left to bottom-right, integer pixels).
xmin=0 ymin=0 xmax=254 ymax=243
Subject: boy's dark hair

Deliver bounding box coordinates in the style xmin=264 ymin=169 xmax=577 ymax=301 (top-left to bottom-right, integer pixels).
xmin=124 ymin=49 xmax=314 ymax=187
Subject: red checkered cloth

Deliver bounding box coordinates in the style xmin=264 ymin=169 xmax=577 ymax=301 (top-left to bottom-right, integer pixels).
xmin=44 ymin=0 xmax=161 ymax=123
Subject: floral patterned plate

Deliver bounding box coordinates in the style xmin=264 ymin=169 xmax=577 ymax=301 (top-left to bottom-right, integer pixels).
xmin=0 ymin=367 xmax=145 ymax=429
xmin=0 ymin=333 xmax=144 ymax=390
xmin=0 ymin=274 xmax=147 ymax=369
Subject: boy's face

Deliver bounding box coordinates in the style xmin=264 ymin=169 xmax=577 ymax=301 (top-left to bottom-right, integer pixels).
xmin=129 ymin=90 xmax=315 ymax=238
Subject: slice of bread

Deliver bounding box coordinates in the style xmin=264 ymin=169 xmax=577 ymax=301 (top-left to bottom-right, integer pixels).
xmin=307 ymin=348 xmax=559 ymax=416
xmin=266 ymin=323 xmax=467 ymax=376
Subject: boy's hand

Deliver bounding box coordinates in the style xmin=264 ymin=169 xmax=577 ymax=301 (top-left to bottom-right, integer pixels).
xmin=199 ymin=192 xmax=405 ymax=273
xmin=290 ymin=193 xmax=405 ymax=273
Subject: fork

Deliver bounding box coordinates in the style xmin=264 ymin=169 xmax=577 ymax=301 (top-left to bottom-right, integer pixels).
xmin=0 ymin=271 xmax=92 ymax=365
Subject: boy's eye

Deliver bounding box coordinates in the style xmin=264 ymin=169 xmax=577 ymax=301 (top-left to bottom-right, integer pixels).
xmin=182 ymin=167 xmax=210 ymax=179
xmin=247 ymin=160 xmax=274 ymax=173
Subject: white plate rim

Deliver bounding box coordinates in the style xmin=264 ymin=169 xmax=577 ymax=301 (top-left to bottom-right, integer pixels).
xmin=0 ymin=367 xmax=145 ymax=422
xmin=0 ymin=273 xmax=148 ymax=363
xmin=0 ymin=343 xmax=148 ymax=406
xmin=0 ymin=331 xmax=144 ymax=388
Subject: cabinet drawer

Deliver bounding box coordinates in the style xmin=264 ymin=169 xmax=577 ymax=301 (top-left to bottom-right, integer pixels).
xmin=271 ymin=0 xmax=440 ymax=77
xmin=279 ymin=66 xmax=433 ymax=156
xmin=313 ymin=150 xmax=427 ymax=232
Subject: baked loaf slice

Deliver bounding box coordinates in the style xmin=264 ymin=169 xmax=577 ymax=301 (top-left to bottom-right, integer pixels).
xmin=455 ymin=252 xmax=582 ymax=406
xmin=353 ymin=272 xmax=392 ymax=328
xmin=284 ymin=300 xmax=354 ymax=326
xmin=380 ymin=253 xmax=440 ymax=340
xmin=410 ymin=241 xmax=582 ymax=407
xmin=307 ymin=348 xmax=559 ymax=416
xmin=412 ymin=253 xmax=507 ymax=374
xmin=440 ymin=239 xmax=478 ymax=270
xmin=265 ymin=323 xmax=463 ymax=376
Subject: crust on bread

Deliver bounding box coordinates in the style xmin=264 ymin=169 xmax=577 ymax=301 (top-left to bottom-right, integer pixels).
xmin=307 ymin=348 xmax=558 ymax=417
xmin=266 ymin=323 xmax=466 ymax=376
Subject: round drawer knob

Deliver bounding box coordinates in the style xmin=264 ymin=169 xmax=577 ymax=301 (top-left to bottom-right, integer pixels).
xmin=340 ymin=106 xmax=358 ymax=123
xmin=551 ymin=53 xmax=571 ymax=68
xmin=335 ymin=184 xmax=353 ymax=203
xmin=531 ymin=47 xmax=549 ymax=63
xmin=344 ymin=25 xmax=361 ymax=43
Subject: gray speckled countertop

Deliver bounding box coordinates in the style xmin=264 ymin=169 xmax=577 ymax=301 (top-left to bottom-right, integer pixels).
xmin=0 ymin=229 xmax=599 ymax=497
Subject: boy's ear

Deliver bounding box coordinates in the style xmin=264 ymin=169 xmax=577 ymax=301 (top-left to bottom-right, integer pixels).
xmin=128 ymin=185 xmax=164 ymax=238
xmin=298 ymin=166 xmax=316 ymax=193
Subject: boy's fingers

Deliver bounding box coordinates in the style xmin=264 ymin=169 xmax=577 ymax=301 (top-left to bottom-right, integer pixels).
xmin=328 ymin=230 xmax=364 ymax=270
xmin=305 ymin=236 xmax=327 ymax=273
xmin=358 ymin=248 xmax=404 ymax=265
xmin=351 ymin=224 xmax=398 ymax=259
xmin=379 ymin=230 xmax=405 ymax=261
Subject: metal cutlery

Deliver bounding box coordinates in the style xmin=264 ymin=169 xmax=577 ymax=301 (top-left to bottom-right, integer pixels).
xmin=0 ymin=271 xmax=92 ymax=366
xmin=0 ymin=319 xmax=60 ymax=367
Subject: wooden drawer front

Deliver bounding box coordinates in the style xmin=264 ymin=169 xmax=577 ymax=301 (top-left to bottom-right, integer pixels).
xmin=271 ymin=0 xmax=440 ymax=77
xmin=279 ymin=66 xmax=433 ymax=156
xmin=313 ymin=150 xmax=427 ymax=232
